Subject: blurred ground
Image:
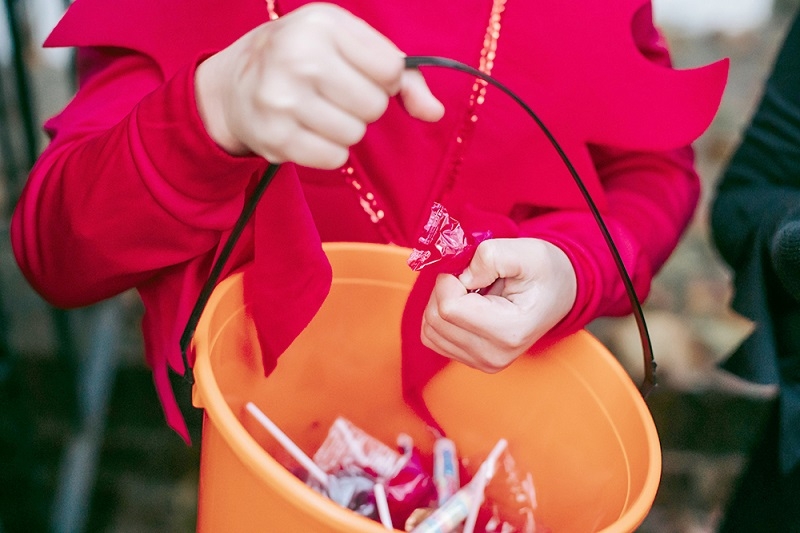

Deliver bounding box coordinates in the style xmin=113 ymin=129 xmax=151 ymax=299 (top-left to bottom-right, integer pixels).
xmin=1 ymin=1 xmax=799 ymax=531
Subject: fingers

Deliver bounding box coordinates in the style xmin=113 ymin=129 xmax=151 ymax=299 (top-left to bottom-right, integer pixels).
xmin=265 ymin=125 xmax=352 ymax=169
xmin=421 ymin=239 xmax=580 ymax=373
xmin=421 ymin=322 xmax=471 ymax=366
xmin=399 ymin=69 xmax=445 ymax=122
xmin=314 ymin=57 xmax=392 ymax=124
xmin=293 ymin=4 xmax=438 ymax=122
xmin=458 ymin=241 xmax=504 ymax=291
xmin=428 ymin=276 xmax=528 ymax=350
xmin=198 ymin=4 xmax=444 ymax=168
xmin=333 ymin=13 xmax=407 ymax=94
xmin=327 ymin=20 xmax=445 ymax=124
xmin=422 ymin=274 xmax=529 ymax=372
xmin=422 ymin=299 xmax=524 ymax=373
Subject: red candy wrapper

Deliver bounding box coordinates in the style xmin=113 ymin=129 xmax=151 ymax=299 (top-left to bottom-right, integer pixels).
xmin=312 ymin=417 xmax=435 ymax=526
xmin=313 ymin=417 xmax=409 ymax=480
xmin=408 ymin=202 xmax=492 ymax=274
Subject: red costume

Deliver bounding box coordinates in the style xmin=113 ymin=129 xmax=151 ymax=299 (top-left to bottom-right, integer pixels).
xmin=11 ymin=0 xmax=727 ymax=439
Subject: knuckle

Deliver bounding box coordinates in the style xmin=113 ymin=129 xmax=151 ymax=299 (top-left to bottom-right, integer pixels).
xmin=483 ymin=361 xmax=505 ymax=374
xmin=420 ymin=323 xmax=434 ymax=345
xmin=475 ymin=241 xmax=498 ymax=267
xmin=483 ymin=351 xmax=514 ymax=373
xmin=323 ymin=146 xmax=350 ymax=169
xmin=361 ymin=93 xmax=390 ymax=123
xmin=492 ymin=327 xmax=528 ymax=356
xmin=342 ymin=121 xmax=368 ymax=146
xmin=437 ymin=300 xmax=459 ymax=322
xmin=422 ymin=305 xmax=439 ymax=326
xmin=289 ymin=142 xmax=348 ymax=170
xmin=288 ymin=55 xmax=325 ymax=84
xmin=298 ymin=3 xmax=343 ymax=27
xmin=267 ymin=133 xmax=295 ymax=160
xmin=471 ymin=351 xmax=505 ymax=374
xmin=256 ymin=79 xmax=300 ymax=114
xmin=372 ymin=54 xmax=405 ymax=89
xmin=495 ymin=329 xmax=526 ymax=353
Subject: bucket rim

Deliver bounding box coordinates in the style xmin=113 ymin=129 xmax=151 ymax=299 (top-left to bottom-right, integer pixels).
xmin=574 ymin=332 xmax=662 ymax=533
xmin=191 ymin=242 xmax=662 ymax=532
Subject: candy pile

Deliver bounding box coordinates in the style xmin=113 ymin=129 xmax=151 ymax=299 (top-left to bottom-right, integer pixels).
xmin=245 ymin=203 xmax=551 ymax=531
xmin=246 ymin=402 xmax=547 ymax=532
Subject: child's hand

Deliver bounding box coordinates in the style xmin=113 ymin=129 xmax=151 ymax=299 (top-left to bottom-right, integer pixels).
xmin=195 ymin=3 xmax=444 ymax=169
xmin=421 ymin=238 xmax=578 ymax=372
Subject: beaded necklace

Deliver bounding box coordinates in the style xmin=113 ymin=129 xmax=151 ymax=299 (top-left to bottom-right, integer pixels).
xmin=264 ymin=0 xmax=507 ymax=243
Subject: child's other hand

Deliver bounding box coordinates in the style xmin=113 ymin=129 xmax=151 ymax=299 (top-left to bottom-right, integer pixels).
xmin=421 ymin=238 xmax=578 ymax=372
xmin=195 ymin=3 xmax=444 ymax=169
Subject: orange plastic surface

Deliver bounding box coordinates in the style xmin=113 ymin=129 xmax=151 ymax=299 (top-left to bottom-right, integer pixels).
xmin=191 ymin=242 xmax=661 ymax=532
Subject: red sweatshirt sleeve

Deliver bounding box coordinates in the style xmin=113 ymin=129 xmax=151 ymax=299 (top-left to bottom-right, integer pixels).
xmin=521 ymin=145 xmax=698 ymax=336
xmin=11 ymin=47 xmax=265 ymax=308
xmin=520 ymin=6 xmax=701 ymax=336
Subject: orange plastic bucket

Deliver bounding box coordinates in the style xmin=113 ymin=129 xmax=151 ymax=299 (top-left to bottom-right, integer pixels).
xmin=191 ymin=242 xmax=661 ymax=532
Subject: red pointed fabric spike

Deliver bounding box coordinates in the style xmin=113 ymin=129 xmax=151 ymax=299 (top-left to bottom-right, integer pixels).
xmin=443 ymin=0 xmax=730 ymax=213
xmin=496 ymin=0 xmax=728 ymax=149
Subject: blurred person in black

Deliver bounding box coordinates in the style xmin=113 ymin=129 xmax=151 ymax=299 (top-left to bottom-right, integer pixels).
xmin=710 ymin=8 xmax=800 ymax=532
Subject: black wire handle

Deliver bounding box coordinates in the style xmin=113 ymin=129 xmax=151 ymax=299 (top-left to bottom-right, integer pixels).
xmin=406 ymin=56 xmax=657 ymax=396
xmin=179 ymin=163 xmax=280 ymax=384
xmin=179 ymin=55 xmax=657 ymax=397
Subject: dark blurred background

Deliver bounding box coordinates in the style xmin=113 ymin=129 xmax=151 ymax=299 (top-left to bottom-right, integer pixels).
xmin=1 ymin=0 xmax=798 ymax=531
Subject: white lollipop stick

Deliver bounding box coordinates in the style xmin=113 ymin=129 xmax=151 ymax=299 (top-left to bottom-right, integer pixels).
xmin=245 ymin=401 xmax=329 ymax=488
xmin=374 ymin=482 xmax=394 ymax=530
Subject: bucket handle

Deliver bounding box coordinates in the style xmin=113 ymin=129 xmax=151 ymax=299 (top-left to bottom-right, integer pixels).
xmin=178 ymin=56 xmax=657 ymax=398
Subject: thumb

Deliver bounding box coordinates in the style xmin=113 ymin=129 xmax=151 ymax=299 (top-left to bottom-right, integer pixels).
xmin=398 ymin=69 xmax=445 ymax=122
xmin=458 ymin=244 xmax=501 ymax=292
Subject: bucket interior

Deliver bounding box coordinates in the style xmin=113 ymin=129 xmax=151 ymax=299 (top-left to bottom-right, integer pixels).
xmin=192 ymin=242 xmax=661 ymax=532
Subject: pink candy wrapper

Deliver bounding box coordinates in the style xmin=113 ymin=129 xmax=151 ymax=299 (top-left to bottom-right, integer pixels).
xmin=408 ymin=202 xmax=492 ymax=274
xmin=313 ymin=417 xmax=435 ymax=526
xmin=385 ymin=448 xmax=436 ymax=526
xmin=313 ymin=417 xmax=407 ymax=479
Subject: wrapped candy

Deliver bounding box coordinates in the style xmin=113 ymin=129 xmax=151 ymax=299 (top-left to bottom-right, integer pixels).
xmin=408 ymin=202 xmax=492 ymax=275
xmin=313 ymin=417 xmax=436 ymax=525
